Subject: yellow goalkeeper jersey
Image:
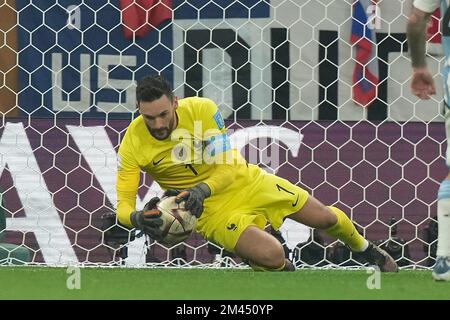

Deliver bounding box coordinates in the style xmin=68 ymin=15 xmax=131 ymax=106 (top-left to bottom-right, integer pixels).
xmin=116 ymin=96 xmax=258 ymax=227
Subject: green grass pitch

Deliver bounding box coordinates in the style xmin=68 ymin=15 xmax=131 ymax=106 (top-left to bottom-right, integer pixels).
xmin=0 ymin=267 xmax=448 ymax=300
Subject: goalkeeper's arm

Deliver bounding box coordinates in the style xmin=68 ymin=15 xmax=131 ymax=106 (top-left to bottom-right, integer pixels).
xmin=167 ymin=148 xmax=247 ymax=217
xmin=116 ymin=140 xmax=141 ymax=228
xmin=116 ymin=167 xmax=165 ymax=240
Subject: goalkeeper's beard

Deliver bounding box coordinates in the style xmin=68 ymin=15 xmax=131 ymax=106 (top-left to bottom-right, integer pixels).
xmin=150 ymin=127 xmax=170 ymax=140
xmin=149 ymin=115 xmax=176 ymax=141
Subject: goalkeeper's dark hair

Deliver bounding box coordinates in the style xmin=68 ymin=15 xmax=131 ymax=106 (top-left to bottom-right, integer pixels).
xmin=136 ymin=74 xmax=173 ymax=105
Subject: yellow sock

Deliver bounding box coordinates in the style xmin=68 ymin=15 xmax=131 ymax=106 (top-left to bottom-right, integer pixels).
xmin=249 ymin=260 xmax=286 ymax=272
xmin=325 ymin=206 xmax=368 ymax=252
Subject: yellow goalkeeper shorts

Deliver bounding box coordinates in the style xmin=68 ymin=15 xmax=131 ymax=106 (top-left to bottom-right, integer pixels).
xmin=196 ymin=170 xmax=309 ymax=253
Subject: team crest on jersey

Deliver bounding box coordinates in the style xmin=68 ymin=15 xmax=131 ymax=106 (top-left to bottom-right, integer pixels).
xmin=213 ymin=111 xmax=225 ymax=129
xmin=172 ymin=143 xmax=189 ymax=163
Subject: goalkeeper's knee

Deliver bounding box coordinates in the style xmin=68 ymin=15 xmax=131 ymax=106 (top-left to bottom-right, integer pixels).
xmin=249 ymin=259 xmax=295 ymax=272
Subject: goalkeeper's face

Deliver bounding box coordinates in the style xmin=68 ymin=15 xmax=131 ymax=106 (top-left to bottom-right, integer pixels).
xmin=139 ymin=95 xmax=178 ymax=141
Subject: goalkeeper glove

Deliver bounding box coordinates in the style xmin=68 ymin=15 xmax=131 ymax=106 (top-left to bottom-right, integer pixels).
xmin=101 ymin=212 xmax=135 ymax=246
xmin=164 ymin=183 xmax=211 ymax=218
xmin=130 ymin=197 xmax=163 ymax=240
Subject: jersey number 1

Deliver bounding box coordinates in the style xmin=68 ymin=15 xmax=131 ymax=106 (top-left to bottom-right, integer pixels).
xmin=185 ymin=164 xmax=198 ymax=176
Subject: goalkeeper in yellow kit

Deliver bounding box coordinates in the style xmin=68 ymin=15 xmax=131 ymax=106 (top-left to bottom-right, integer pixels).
xmin=116 ymin=74 xmax=398 ymax=272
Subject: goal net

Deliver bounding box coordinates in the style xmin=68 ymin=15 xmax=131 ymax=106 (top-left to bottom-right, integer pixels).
xmin=0 ymin=0 xmax=444 ymax=268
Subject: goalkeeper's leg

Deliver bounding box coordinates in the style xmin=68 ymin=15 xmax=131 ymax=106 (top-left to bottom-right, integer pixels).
xmin=234 ymin=225 xmax=294 ymax=272
xmin=287 ymin=196 xmax=398 ymax=272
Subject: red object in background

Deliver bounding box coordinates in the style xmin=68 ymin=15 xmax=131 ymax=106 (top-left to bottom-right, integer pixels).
xmin=350 ymin=0 xmax=379 ymax=107
xmin=120 ymin=0 xmax=172 ymax=39
xmin=427 ymin=8 xmax=441 ymax=44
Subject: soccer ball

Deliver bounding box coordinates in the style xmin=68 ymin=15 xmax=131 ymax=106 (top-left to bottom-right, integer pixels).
xmin=156 ymin=196 xmax=197 ymax=246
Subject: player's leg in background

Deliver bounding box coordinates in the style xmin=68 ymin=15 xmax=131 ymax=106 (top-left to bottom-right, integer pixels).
xmin=286 ymin=196 xmax=398 ymax=272
xmin=434 ymin=173 xmax=450 ymax=281
xmin=233 ymin=225 xmax=294 ymax=271
xmin=286 ymin=196 xmax=367 ymax=252
xmin=196 ymin=202 xmax=294 ymax=272
xmin=433 ymin=110 xmax=450 ymax=281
